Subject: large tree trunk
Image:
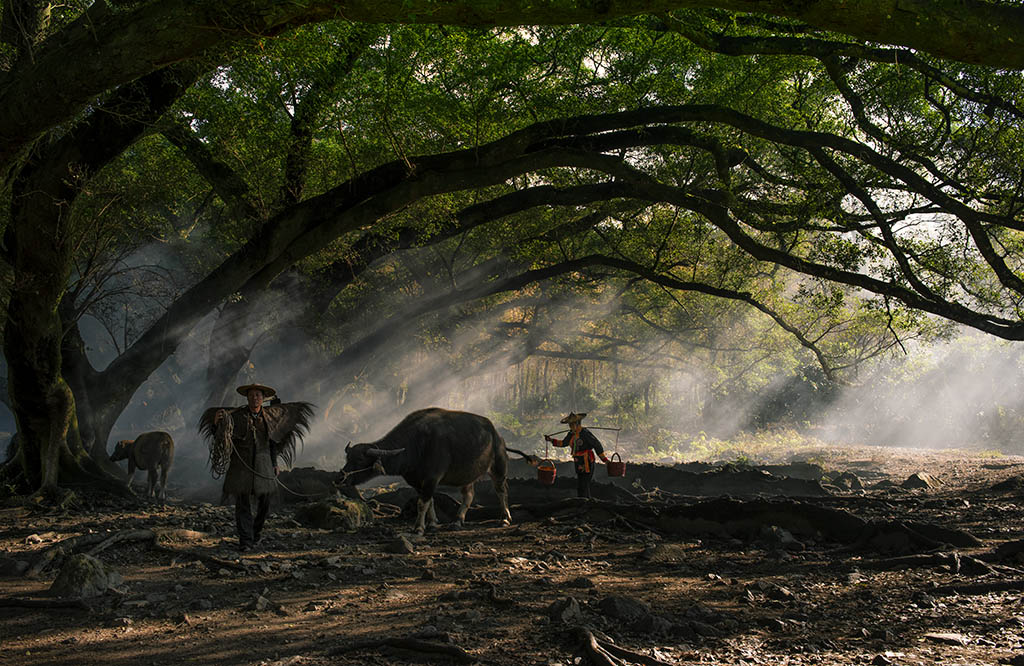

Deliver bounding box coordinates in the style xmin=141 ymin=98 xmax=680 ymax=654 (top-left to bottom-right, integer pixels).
xmin=1 ymin=68 xmax=197 ymax=494
xmin=3 ymin=172 xmax=115 ymax=493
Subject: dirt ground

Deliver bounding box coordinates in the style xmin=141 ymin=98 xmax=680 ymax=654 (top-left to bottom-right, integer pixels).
xmin=2 ymin=445 xmax=1024 ymax=666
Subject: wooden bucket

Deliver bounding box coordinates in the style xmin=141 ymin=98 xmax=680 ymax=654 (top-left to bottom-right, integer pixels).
xmin=537 ymin=459 xmax=557 ymax=485
xmin=606 ymin=452 xmax=625 ymax=477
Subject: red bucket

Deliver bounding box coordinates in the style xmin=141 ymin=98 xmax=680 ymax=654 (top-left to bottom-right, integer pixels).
xmin=537 ymin=459 xmax=557 ymax=485
xmin=606 ymin=452 xmax=625 ymax=477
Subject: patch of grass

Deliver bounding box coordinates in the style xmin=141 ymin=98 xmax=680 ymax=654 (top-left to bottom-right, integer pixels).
xmin=669 ymin=428 xmax=840 ymax=465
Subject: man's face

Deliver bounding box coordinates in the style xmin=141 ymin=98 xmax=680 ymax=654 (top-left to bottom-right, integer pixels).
xmin=570 ymin=421 xmax=582 ymax=433
xmin=247 ymin=389 xmax=264 ymax=411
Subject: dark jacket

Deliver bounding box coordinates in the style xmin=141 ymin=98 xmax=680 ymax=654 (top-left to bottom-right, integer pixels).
xmin=552 ymin=427 xmax=605 ymax=473
xmin=221 ymin=408 xmax=279 ymax=500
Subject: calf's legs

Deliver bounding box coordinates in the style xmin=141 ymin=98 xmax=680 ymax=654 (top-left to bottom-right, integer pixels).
xmin=457 ymin=484 xmax=475 ymax=525
xmin=415 ymin=478 xmax=440 ymax=535
xmin=491 ymin=473 xmax=512 ymax=526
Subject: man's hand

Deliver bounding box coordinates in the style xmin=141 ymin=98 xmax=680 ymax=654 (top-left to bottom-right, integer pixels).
xmin=274 ymin=465 xmax=279 ymax=477
xmin=213 ymin=409 xmax=226 ymax=424
xmin=544 ymin=435 xmax=553 ymax=442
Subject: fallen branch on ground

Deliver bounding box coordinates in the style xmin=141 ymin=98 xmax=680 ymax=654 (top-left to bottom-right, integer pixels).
xmin=27 ymin=533 xmax=112 ymax=578
xmin=327 ymin=634 xmax=475 ymax=662
xmin=86 ymin=529 xmax=157 ymax=557
xmin=0 ymin=596 xmax=92 ymax=609
xmin=27 ymin=528 xmax=245 ymax=576
xmin=860 ymin=552 xmax=996 ymax=575
xmin=931 ymin=579 xmax=1024 ymax=596
xmin=150 ymin=542 xmax=247 ymax=572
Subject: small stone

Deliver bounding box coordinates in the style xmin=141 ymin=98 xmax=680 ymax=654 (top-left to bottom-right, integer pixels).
xmin=566 ymin=576 xmax=595 ymax=588
xmin=386 ymin=536 xmax=415 ymax=554
xmin=0 ymin=558 xmax=30 ymax=577
xmin=902 ymin=472 xmax=940 ymax=489
xmin=548 ymin=597 xmax=583 ymax=624
xmin=597 ymin=595 xmax=650 ymax=622
xmin=923 ymin=632 xmax=968 ymax=646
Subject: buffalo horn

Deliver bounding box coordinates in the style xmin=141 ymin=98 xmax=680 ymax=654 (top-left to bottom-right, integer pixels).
xmin=367 ymin=447 xmax=404 ymax=458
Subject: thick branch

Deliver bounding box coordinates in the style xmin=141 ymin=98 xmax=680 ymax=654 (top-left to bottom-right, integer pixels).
xmin=3 ymin=0 xmax=1024 ymax=174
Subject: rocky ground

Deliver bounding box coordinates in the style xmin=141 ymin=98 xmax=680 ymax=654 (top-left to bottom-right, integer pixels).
xmin=2 ymin=445 xmax=1024 ymax=666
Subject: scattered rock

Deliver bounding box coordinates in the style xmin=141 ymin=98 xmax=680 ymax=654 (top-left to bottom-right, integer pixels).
xmin=639 ymin=543 xmax=689 ymax=562
xmin=923 ymin=632 xmax=968 ymax=646
xmin=461 ymin=608 xmax=483 ymax=622
xmin=597 ymin=595 xmax=650 ymax=622
xmin=48 ymin=554 xmax=124 ymax=599
xmin=761 ymin=525 xmax=805 ymax=551
xmin=631 ymin=612 xmax=674 ymax=635
xmin=548 ymin=597 xmax=583 ymax=623
xmin=833 ymin=471 xmax=864 ymax=490
xmin=991 ymin=475 xmax=1024 ymax=492
xmin=292 ymin=499 xmax=373 ymax=531
xmin=902 ymin=473 xmax=940 ymax=489
xmin=747 ymin=581 xmax=797 ymax=602
xmin=385 ymin=535 xmax=415 ymax=554
xmin=912 ymin=591 xmax=937 ymax=609
xmin=565 ymin=576 xmax=595 ymax=588
xmin=0 ymin=556 xmax=29 ymax=576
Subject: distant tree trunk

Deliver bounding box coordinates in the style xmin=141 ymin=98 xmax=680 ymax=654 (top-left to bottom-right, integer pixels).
xmin=543 ymin=360 xmax=549 ymax=407
xmin=204 ymin=298 xmax=256 ymax=409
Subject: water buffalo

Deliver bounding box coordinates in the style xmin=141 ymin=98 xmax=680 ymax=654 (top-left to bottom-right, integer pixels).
xmin=110 ymin=431 xmax=175 ymax=502
xmin=338 ymin=408 xmax=538 ymax=534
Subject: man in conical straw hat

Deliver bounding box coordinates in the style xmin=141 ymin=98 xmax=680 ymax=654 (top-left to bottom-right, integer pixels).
xmin=545 ymin=412 xmax=609 ymax=499
xmin=200 ymin=383 xmax=313 ymax=552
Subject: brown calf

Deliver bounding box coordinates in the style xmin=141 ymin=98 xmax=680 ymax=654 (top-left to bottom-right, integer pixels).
xmin=110 ymin=431 xmax=175 ymax=501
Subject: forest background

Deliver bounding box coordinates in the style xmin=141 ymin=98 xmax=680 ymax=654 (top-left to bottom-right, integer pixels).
xmin=3 ymin=1 xmax=1024 ymax=495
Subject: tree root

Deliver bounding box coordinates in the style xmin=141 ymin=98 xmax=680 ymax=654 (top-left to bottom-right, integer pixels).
xmin=27 ymin=527 xmax=245 ymax=577
xmin=931 ymin=579 xmax=1024 ymax=596
xmin=27 ymin=532 xmax=111 ymax=578
xmin=860 ymin=551 xmax=998 ymax=575
xmin=0 ymin=596 xmax=93 ymax=610
xmin=327 ymin=632 xmax=475 ymax=662
xmin=150 ymin=542 xmax=247 ymax=572
xmin=574 ymin=627 xmax=675 ymax=666
xmin=86 ymin=529 xmax=156 ymax=557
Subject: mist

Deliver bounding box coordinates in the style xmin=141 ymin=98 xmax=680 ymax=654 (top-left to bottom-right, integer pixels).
xmin=14 ymin=232 xmax=1024 ymax=502
xmin=814 ymin=331 xmax=1024 ymax=452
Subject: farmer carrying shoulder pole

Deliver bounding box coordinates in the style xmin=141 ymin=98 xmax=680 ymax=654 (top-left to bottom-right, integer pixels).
xmin=198 ymin=382 xmax=313 ymax=552
xmin=545 ymin=412 xmax=609 ymax=499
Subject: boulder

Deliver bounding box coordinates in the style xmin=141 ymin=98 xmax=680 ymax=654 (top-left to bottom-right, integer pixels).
xmin=292 ymin=498 xmax=373 ymax=531
xmin=49 ymin=554 xmax=123 ymax=598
